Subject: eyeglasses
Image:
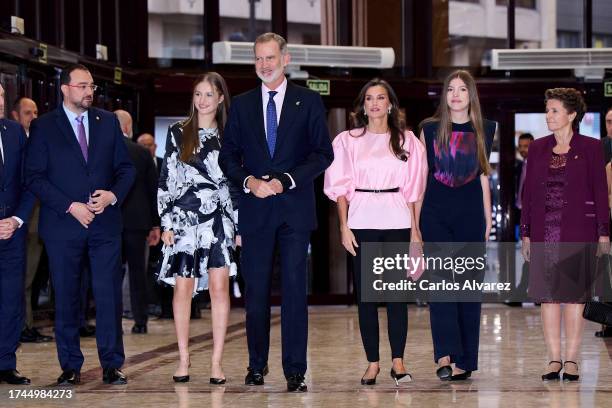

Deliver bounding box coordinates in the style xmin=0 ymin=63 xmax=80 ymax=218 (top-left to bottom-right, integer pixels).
xmin=67 ymin=84 xmax=99 ymax=92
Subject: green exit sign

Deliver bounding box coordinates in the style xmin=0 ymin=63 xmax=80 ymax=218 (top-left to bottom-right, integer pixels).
xmin=307 ymin=79 xmax=330 ymax=96
xmin=606 ymin=81 xmax=612 ymax=97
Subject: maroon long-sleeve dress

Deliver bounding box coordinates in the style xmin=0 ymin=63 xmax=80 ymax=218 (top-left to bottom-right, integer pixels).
xmin=520 ymin=132 xmax=609 ymax=302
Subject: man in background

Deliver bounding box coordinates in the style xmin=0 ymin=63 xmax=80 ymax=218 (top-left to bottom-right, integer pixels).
xmin=11 ymin=97 xmax=52 ymax=343
xmin=115 ymin=110 xmax=160 ymax=334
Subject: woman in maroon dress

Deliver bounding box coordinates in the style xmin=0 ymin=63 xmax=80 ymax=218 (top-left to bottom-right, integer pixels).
xmin=520 ymin=88 xmax=609 ymax=382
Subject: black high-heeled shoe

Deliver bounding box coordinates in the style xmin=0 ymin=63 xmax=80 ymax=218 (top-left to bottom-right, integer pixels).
xmin=173 ymin=360 xmax=191 ymax=383
xmin=541 ymin=360 xmax=562 ymax=381
xmin=562 ymin=361 xmax=580 ymax=382
xmin=436 ymin=365 xmax=452 ymax=381
xmin=210 ymin=377 xmax=226 ymax=385
xmin=360 ymin=367 xmax=380 ymax=385
xmin=390 ymin=368 xmax=412 ymax=386
xmin=450 ymin=370 xmax=472 ymax=381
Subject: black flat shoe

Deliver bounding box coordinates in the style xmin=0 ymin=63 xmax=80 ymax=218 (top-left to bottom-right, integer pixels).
xmin=173 ymin=375 xmax=190 ymax=383
xmin=541 ymin=360 xmax=562 ymax=381
xmin=390 ymin=368 xmax=412 ymax=386
xmin=245 ymin=365 xmax=268 ymax=386
xmin=209 ymin=377 xmax=226 ymax=385
xmin=57 ymin=369 xmax=80 ymax=385
xmin=562 ymin=361 xmax=580 ymax=382
xmin=450 ymin=370 xmax=472 ymax=381
xmin=0 ymin=370 xmax=31 ymax=385
xmin=360 ymin=367 xmax=380 ymax=385
xmin=79 ymin=325 xmax=96 ymax=337
xmin=131 ymin=324 xmax=147 ymax=334
xmin=436 ymin=365 xmax=452 ymax=381
xmin=286 ymin=373 xmax=307 ymax=392
xmin=102 ymin=368 xmax=127 ymax=385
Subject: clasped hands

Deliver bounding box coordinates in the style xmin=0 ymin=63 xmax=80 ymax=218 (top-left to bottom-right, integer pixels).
xmin=247 ymin=174 xmax=285 ymax=198
xmin=0 ymin=217 xmax=19 ymax=240
xmin=69 ymin=190 xmax=116 ymax=228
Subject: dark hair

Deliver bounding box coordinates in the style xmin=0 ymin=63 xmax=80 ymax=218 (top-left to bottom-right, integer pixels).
xmin=419 ymin=69 xmax=491 ymax=175
xmin=179 ymin=72 xmax=231 ymax=163
xmin=349 ymin=78 xmax=407 ymax=160
xmin=518 ymin=133 xmax=534 ymax=141
xmin=606 ymin=106 xmax=612 ymax=115
xmin=60 ymin=64 xmax=90 ymax=86
xmin=544 ymin=88 xmax=586 ymax=131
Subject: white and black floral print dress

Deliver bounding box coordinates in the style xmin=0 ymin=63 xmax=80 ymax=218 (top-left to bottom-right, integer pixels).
xmin=157 ymin=123 xmax=238 ymax=292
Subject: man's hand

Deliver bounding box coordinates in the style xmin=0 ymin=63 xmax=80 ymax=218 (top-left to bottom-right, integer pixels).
xmin=247 ymin=177 xmax=276 ymax=198
xmin=87 ymin=190 xmax=117 ymax=214
xmin=268 ymin=179 xmax=284 ymax=194
xmin=69 ymin=202 xmax=95 ymax=228
xmin=148 ymin=227 xmax=161 ymax=246
xmin=0 ymin=217 xmax=19 ymax=240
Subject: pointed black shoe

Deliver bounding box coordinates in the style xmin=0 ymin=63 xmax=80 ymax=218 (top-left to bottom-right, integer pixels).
xmin=390 ymin=368 xmax=412 ymax=386
xmin=286 ymin=374 xmax=307 ymax=392
xmin=173 ymin=374 xmax=190 ymax=383
xmin=436 ymin=365 xmax=452 ymax=381
xmin=209 ymin=377 xmax=226 ymax=384
xmin=541 ymin=360 xmax=562 ymax=381
xmin=562 ymin=361 xmax=580 ymax=382
xmin=103 ymin=368 xmax=127 ymax=385
xmin=57 ymin=369 xmax=80 ymax=385
xmin=361 ymin=367 xmax=380 ymax=385
xmin=450 ymin=371 xmax=472 ymax=381
xmin=0 ymin=370 xmax=31 ymax=385
xmin=245 ymin=365 xmax=268 ymax=386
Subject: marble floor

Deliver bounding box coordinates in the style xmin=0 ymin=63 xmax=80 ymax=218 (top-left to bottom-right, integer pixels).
xmin=1 ymin=305 xmax=611 ymax=407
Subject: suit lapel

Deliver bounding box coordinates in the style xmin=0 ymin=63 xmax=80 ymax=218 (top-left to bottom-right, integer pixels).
xmin=55 ymin=107 xmax=87 ymax=168
xmin=0 ymin=121 xmax=7 ymax=183
xmin=275 ymin=82 xmax=299 ymax=154
xmin=87 ymin=108 xmax=100 ymax=167
xmin=249 ymin=88 xmax=271 ymax=160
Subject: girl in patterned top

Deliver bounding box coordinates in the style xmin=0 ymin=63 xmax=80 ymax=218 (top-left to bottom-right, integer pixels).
xmin=158 ymin=73 xmax=238 ymax=384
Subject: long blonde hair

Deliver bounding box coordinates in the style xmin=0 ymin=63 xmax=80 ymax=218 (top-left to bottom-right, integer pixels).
xmin=420 ymin=70 xmax=491 ymax=175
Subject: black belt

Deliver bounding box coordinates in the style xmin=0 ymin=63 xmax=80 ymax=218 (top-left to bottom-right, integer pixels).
xmin=355 ymin=188 xmax=399 ymax=193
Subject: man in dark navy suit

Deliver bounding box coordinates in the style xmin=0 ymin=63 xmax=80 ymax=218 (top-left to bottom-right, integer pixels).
xmin=0 ymin=84 xmax=36 ymax=385
xmin=25 ymin=64 xmax=135 ymax=385
xmin=219 ymin=32 xmax=333 ymax=392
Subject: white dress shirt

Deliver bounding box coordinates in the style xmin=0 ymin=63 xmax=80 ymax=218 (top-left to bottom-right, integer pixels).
xmin=243 ymin=77 xmax=295 ymax=192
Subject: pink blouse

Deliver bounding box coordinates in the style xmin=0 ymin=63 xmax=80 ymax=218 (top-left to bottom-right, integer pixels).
xmin=324 ymin=128 xmax=427 ymax=229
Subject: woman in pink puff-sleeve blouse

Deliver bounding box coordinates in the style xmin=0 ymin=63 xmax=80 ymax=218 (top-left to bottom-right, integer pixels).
xmin=324 ymin=78 xmax=427 ymax=386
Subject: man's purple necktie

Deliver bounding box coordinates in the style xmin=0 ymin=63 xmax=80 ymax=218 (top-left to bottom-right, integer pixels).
xmin=76 ymin=116 xmax=88 ymax=162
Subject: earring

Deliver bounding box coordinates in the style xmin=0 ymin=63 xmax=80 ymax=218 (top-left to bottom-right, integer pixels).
xmin=363 ymin=107 xmax=367 ymax=117
xmin=387 ymin=106 xmax=392 ymax=115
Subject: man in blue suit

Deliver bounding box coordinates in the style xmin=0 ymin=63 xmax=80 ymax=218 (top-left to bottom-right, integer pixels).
xmin=0 ymin=84 xmax=36 ymax=385
xmin=25 ymin=64 xmax=135 ymax=385
xmin=219 ymin=32 xmax=333 ymax=392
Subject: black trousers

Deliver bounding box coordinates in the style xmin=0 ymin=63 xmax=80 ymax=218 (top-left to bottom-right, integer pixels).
xmin=122 ymin=231 xmax=149 ymax=326
xmin=352 ymin=228 xmax=410 ymax=362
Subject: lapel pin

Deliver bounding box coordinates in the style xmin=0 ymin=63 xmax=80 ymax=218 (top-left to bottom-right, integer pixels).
xmin=2 ymin=125 xmax=6 ymax=131
xmin=574 ymin=155 xmax=578 ymax=159
xmin=296 ymin=101 xmax=301 ymax=106
xmin=96 ymin=116 xmax=100 ymax=121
